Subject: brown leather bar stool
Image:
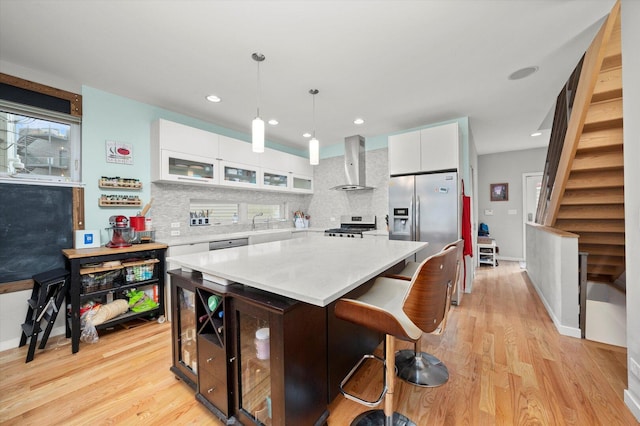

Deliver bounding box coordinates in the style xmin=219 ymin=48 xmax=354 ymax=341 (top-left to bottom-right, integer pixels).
xmin=335 ymin=246 xmax=458 ymax=425
xmin=388 ymin=239 xmax=463 ymax=387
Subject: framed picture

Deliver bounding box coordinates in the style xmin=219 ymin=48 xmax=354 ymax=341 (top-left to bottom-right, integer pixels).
xmin=490 ymin=183 xmax=509 ymax=201
xmin=105 ymin=140 xmax=133 ymax=165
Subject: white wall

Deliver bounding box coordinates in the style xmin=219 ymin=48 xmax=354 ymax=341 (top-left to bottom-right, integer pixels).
xmin=621 ymin=0 xmax=640 ymax=420
xmin=478 ymin=148 xmax=547 ymax=260
xmin=525 ymin=224 xmax=580 ymax=337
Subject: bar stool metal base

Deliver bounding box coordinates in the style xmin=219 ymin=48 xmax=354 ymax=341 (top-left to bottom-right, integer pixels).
xmin=395 ymin=349 xmax=449 ymax=387
xmin=351 ymin=409 xmax=416 ymax=426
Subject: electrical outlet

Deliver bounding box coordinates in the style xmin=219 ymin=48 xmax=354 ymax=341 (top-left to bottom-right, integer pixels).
xmin=630 ymin=358 xmax=640 ymax=379
xmin=171 ymin=222 xmax=180 ymax=228
xmin=170 ymin=230 xmax=180 ymax=236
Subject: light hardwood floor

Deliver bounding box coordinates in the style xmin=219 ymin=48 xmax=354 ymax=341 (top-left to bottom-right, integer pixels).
xmin=1 ymin=262 xmax=637 ymax=425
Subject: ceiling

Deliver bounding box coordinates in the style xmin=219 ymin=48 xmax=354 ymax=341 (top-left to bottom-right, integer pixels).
xmin=0 ymin=0 xmax=616 ymax=156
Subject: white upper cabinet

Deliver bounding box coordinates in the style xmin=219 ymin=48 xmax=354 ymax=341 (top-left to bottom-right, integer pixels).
xmin=388 ymin=131 xmax=421 ymax=175
xmin=152 ymin=118 xmax=219 ymax=157
xmin=260 ymin=148 xmax=313 ymax=193
xmin=419 ymin=122 xmax=459 ymax=172
xmin=388 ymin=122 xmax=459 ymax=175
xmin=150 ymin=119 xmax=313 ymax=192
xmin=218 ymin=135 xmax=260 ymax=166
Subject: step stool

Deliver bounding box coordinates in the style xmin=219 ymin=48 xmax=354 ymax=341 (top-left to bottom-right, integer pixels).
xmin=19 ymin=268 xmax=69 ymax=363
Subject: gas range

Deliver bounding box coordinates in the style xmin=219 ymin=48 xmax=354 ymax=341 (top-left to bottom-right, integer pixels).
xmin=324 ymin=215 xmax=377 ymax=238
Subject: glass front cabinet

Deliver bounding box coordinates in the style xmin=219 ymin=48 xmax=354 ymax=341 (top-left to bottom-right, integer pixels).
xmin=231 ymin=299 xmax=274 ymax=425
xmin=220 ymin=161 xmax=260 ymax=189
xmin=170 ymin=276 xmax=198 ymax=389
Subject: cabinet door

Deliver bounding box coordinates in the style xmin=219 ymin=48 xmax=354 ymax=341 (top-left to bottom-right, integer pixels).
xmin=218 ymin=135 xmax=260 ymax=166
xmin=232 ymin=301 xmax=273 ymax=425
xmin=419 ymin=122 xmax=459 ymax=172
xmin=159 ymin=150 xmax=218 ymax=184
xmin=153 ymin=119 xmax=219 ymax=157
xmin=262 ymin=169 xmax=289 ymax=190
xmin=287 ymin=153 xmax=313 ymax=176
xmin=388 ymin=130 xmax=421 ymax=175
xmin=291 ymin=174 xmax=313 ymax=192
xmin=220 ymin=160 xmax=260 ymax=189
xmin=171 ymin=280 xmax=198 ymax=389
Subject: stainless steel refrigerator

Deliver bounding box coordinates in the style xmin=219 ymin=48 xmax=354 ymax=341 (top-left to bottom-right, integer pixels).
xmin=389 ymin=171 xmax=461 ymax=303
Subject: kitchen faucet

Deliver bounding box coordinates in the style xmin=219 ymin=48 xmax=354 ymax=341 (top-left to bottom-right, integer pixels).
xmin=252 ymin=212 xmax=264 ymax=230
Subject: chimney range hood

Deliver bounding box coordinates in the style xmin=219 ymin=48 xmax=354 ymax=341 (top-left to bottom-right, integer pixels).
xmin=331 ymin=135 xmax=374 ymax=191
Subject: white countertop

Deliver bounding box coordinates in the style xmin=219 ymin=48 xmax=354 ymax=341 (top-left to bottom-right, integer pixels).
xmin=168 ymin=237 xmax=426 ymax=307
xmin=157 ymin=227 xmax=325 ymax=247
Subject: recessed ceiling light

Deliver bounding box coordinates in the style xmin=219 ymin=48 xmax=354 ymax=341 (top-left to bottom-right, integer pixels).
xmin=206 ymin=94 xmax=221 ymax=103
xmin=268 ymin=119 xmax=278 ymax=126
xmin=508 ymin=66 xmax=539 ymax=80
xmin=354 ymin=118 xmax=364 ymax=125
xmin=303 ymin=132 xmax=311 ymax=138
xmin=531 ymin=131 xmax=542 ymax=137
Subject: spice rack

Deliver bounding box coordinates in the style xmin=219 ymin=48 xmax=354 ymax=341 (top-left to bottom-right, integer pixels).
xmin=99 ymin=176 xmax=142 ymax=189
xmin=98 ymin=176 xmax=143 ymax=207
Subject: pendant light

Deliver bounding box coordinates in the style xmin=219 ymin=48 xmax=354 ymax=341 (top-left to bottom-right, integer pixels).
xmin=309 ymin=89 xmax=320 ymax=165
xmin=251 ymin=52 xmax=265 ymax=153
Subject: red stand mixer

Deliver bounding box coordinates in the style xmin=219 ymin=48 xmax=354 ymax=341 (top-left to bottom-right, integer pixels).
xmin=106 ymin=215 xmax=133 ymax=248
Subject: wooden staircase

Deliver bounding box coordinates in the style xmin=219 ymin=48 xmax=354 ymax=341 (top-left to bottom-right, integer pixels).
xmin=540 ymin=2 xmax=625 ymax=286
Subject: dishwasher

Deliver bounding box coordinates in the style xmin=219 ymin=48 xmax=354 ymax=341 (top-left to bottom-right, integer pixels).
xmin=209 ymin=238 xmax=248 ymax=251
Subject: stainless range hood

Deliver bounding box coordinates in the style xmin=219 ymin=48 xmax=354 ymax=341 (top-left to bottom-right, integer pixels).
xmin=331 ymin=135 xmax=374 ymax=191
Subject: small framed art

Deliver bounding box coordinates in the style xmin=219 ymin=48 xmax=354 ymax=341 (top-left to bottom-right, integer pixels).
xmin=490 ymin=183 xmax=508 ymax=201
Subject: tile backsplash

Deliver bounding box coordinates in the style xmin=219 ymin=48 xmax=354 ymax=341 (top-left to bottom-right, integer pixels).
xmin=150 ymin=147 xmax=389 ymax=240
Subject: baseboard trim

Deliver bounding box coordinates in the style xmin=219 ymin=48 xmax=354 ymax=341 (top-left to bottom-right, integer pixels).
xmin=624 ymin=390 xmax=640 ymax=422
xmin=0 ymin=326 xmax=66 ymax=353
xmin=524 ymin=271 xmax=581 ymax=338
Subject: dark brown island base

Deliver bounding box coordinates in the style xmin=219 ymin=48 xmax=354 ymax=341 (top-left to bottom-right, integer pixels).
xmin=169 ymin=264 xmax=404 ymax=426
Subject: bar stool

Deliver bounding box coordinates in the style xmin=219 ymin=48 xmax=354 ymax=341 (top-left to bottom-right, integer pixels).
xmin=335 ymin=246 xmax=457 ymax=425
xmin=389 ymin=239 xmax=463 ymax=387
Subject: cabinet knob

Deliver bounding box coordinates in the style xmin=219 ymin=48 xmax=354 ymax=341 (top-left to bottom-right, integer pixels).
xmin=207 ymin=387 xmax=216 ymax=394
xmin=206 ymin=356 xmax=214 ymax=363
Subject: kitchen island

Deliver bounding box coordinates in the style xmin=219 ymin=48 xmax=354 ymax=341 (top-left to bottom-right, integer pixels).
xmin=167 ymin=237 xmax=426 ymax=425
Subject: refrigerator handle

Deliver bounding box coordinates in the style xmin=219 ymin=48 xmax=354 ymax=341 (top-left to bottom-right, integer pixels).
xmin=409 ymin=197 xmax=414 ymax=240
xmin=415 ymin=195 xmax=420 ymax=241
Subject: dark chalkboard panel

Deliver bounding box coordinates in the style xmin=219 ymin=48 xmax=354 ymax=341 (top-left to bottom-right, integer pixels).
xmin=0 ymin=183 xmax=74 ymax=283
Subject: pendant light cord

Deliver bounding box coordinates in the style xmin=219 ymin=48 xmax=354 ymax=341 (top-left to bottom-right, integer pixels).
xmin=312 ymin=93 xmax=316 ymax=138
xmin=256 ymin=60 xmax=261 ymax=117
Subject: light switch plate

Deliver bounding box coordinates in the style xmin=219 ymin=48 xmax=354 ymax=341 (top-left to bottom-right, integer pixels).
xmin=171 ymin=222 xmax=180 ymax=228
xmin=484 ymin=209 xmax=493 ymax=216
xmin=171 ymin=230 xmax=180 ymax=236
xmin=508 ymin=209 xmax=518 ymax=215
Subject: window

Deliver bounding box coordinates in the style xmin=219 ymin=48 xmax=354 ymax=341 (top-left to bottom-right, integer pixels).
xmin=248 ymin=203 xmax=282 ymax=220
xmin=1 ymin=103 xmax=81 ymax=182
xmin=190 ymin=201 xmax=239 ymax=224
